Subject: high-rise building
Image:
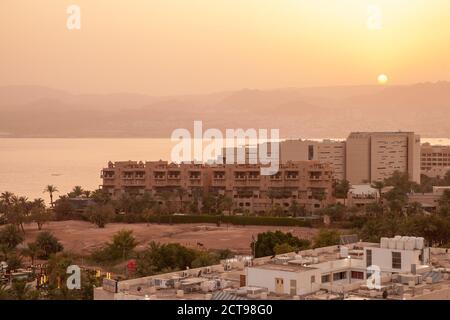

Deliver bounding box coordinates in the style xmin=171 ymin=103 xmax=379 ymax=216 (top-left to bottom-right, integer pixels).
xmin=345 ymin=132 xmax=420 ymax=184
xmin=279 ymin=139 xmax=346 ymax=181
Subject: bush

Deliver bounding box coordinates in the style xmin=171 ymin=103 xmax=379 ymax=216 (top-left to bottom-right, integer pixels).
xmin=138 ymin=215 xmax=313 ymax=227
xmin=35 ymin=232 xmax=64 ymax=259
xmin=313 ymin=229 xmax=340 ymax=248
xmin=90 ymin=230 xmax=138 ymax=263
xmin=252 ymin=231 xmax=311 ymax=258
xmin=136 ymin=242 xmax=222 ymax=276
xmin=84 ymin=204 xmax=114 ymax=228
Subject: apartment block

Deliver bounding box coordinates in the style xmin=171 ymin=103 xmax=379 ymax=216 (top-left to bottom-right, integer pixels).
xmin=279 ymin=139 xmax=346 ymax=181
xmin=101 ymin=160 xmax=335 ymax=213
xmin=420 ymin=143 xmax=450 ymax=178
xmin=346 ymin=132 xmax=421 ymax=184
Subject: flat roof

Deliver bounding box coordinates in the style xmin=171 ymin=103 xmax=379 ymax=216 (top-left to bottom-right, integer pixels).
xmin=250 ymin=262 xmax=316 ymax=273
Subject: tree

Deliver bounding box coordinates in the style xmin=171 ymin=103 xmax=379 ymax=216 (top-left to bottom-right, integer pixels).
xmin=365 ymin=202 xmax=384 ymax=217
xmin=252 ymin=231 xmax=311 ymax=258
xmin=0 ymin=191 xmax=14 ymax=208
xmin=335 ymin=180 xmax=351 ymax=204
xmin=176 ymin=188 xmax=186 ymax=213
xmin=218 ymin=195 xmax=233 ymax=214
xmin=0 ymin=224 xmax=24 ymax=258
xmin=21 ymin=242 xmax=42 ymax=265
xmin=111 ymin=230 xmax=138 ymax=260
xmin=35 ymin=231 xmax=63 ymax=259
xmin=84 ymin=203 xmax=114 ymax=228
xmin=384 ymin=188 xmax=408 ymax=214
xmin=371 ymin=181 xmax=385 ymax=204
xmin=7 ymin=196 xmax=28 ymax=233
xmin=68 ymin=186 xmax=84 ymax=198
xmin=8 ymin=279 xmax=32 ymax=300
xmin=91 ymin=188 xmax=112 ymax=205
xmin=384 ymin=171 xmax=417 ymax=194
xmin=289 ymin=200 xmax=305 ymax=217
xmin=137 ymin=242 xmax=205 ymax=276
xmin=274 ymin=243 xmax=296 ymax=255
xmin=6 ymin=253 xmax=23 ymax=271
xmin=313 ymin=229 xmax=340 ymax=248
xmin=30 ymin=201 xmax=51 ymax=230
xmin=43 ymin=185 xmax=58 ymax=208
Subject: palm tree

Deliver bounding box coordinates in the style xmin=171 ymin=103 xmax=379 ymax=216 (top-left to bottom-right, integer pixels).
xmin=371 ymin=181 xmax=385 ymax=204
xmin=70 ymin=186 xmax=84 ymax=198
xmin=0 ymin=191 xmax=14 ymax=206
xmin=83 ymin=190 xmax=91 ymax=198
xmin=43 ymin=185 xmax=58 ymax=207
xmin=21 ymin=242 xmax=42 ymax=266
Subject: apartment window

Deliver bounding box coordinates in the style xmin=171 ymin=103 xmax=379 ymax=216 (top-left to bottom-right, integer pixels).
xmin=351 ymin=271 xmax=364 ymax=280
xmin=392 ymin=252 xmax=401 ymax=269
xmin=321 ymin=275 xmax=330 ymax=283
xmin=308 ymin=145 xmax=314 ymax=160
xmin=311 ymin=275 xmax=315 ymax=283
xmin=333 ymin=271 xmax=347 ymax=281
xmin=366 ymin=249 xmax=372 ymax=267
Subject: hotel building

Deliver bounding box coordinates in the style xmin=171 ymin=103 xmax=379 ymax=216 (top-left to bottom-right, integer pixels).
xmin=345 ymin=132 xmax=421 ymax=184
xmin=101 ymin=160 xmax=335 ymax=214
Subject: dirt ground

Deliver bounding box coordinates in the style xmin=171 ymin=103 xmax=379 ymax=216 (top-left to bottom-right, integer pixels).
xmin=22 ymin=221 xmax=319 ymax=255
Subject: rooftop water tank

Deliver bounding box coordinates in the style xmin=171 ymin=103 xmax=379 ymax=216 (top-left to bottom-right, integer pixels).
xmin=396 ymin=238 xmax=405 ymax=250
xmin=416 ymin=237 xmax=425 ymax=250
xmin=380 ymin=237 xmax=389 ymax=248
xmin=405 ymin=237 xmax=416 ymax=250
xmin=388 ymin=238 xmax=396 ymax=249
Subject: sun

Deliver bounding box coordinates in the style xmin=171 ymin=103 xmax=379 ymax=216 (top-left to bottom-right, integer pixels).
xmin=377 ymin=74 xmax=388 ymax=85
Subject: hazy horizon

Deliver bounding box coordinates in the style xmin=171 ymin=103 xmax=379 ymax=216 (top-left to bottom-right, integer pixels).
xmin=2 ymin=0 xmax=450 ymax=95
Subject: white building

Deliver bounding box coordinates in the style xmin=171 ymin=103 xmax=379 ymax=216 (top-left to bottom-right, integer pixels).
xmin=365 ymin=236 xmax=430 ymax=274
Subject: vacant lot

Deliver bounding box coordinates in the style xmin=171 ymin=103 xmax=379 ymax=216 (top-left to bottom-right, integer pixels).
xmin=22 ymin=221 xmax=319 ymax=255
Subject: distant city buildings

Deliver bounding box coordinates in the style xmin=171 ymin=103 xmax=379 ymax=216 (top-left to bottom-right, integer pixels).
xmin=279 ymin=139 xmax=346 ymax=181
xmin=346 ymin=132 xmax=421 ymax=184
xmin=101 ymin=131 xmax=450 ymax=214
xmin=420 ymin=143 xmax=450 ymax=178
xmin=279 ymin=132 xmax=421 ymax=184
xmin=101 ymin=160 xmax=334 ymax=214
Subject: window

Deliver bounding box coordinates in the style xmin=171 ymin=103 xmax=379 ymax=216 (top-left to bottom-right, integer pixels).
xmin=366 ymin=249 xmax=372 ymax=267
xmin=321 ymin=275 xmax=330 ymax=283
xmin=311 ymin=275 xmax=315 ymax=283
xmin=333 ymin=271 xmax=347 ymax=281
xmin=351 ymin=271 xmax=364 ymax=280
xmin=308 ymin=145 xmax=314 ymax=160
xmin=392 ymin=252 xmax=401 ymax=269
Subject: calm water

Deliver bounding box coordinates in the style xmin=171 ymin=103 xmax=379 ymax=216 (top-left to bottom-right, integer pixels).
xmin=0 ymin=139 xmax=175 ymax=202
xmin=0 ymin=138 xmax=449 ymax=203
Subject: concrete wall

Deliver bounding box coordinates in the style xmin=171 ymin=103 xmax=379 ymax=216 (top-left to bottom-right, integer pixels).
xmin=246 ymin=267 xmax=321 ymax=296
xmin=366 ymin=247 xmax=422 ymax=273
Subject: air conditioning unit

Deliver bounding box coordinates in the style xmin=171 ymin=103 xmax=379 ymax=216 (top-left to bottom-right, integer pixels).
xmin=224 ymin=263 xmax=232 ymax=271
xmin=182 ymin=271 xmax=189 ymax=277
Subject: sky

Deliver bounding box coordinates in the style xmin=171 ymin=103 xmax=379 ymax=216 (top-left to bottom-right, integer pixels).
xmin=1 ymin=0 xmax=449 ymax=95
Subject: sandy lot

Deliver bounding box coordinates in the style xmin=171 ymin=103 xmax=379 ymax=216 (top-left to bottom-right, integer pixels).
xmin=22 ymin=221 xmax=319 ymax=255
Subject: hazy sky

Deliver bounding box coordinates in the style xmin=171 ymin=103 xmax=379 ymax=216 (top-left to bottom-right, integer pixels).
xmin=1 ymin=0 xmax=449 ymax=95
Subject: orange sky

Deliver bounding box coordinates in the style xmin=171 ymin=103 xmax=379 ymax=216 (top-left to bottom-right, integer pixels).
xmin=1 ymin=0 xmax=449 ymax=95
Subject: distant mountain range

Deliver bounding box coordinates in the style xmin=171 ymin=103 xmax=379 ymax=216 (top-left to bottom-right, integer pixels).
xmin=1 ymin=82 xmax=450 ymax=138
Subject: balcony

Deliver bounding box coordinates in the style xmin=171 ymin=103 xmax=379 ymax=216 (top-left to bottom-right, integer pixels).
xmin=102 ymin=178 xmax=115 ymax=186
